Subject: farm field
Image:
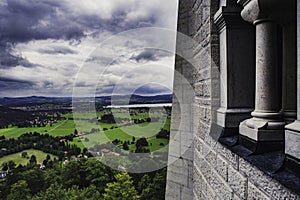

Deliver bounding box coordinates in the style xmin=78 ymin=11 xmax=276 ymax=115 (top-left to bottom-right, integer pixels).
xmin=0 ymin=119 xmax=117 ymax=138
xmin=0 ymin=149 xmax=57 ymax=166
xmin=70 ymin=118 xmax=170 ymax=151
xmin=0 ymin=120 xmax=77 ymax=138
xmin=0 ymin=111 xmax=171 ymax=152
xmin=68 ymin=110 xmax=165 ymax=120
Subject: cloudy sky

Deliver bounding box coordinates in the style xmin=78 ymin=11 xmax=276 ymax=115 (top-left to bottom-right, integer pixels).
xmin=0 ymin=0 xmax=178 ymax=97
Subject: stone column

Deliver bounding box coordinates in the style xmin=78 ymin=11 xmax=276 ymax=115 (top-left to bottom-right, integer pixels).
xmin=282 ymin=6 xmax=297 ymax=122
xmin=238 ymin=0 xmax=286 ymax=142
xmin=214 ymin=5 xmax=255 ymax=136
xmin=285 ymin=0 xmax=300 ymax=161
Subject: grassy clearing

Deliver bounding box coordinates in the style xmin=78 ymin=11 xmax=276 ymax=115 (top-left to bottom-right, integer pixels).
xmin=72 ymin=118 xmax=170 ymax=151
xmin=0 ymin=119 xmax=116 ymax=139
xmin=70 ymin=133 xmax=109 ymax=150
xmin=0 ymin=112 xmax=171 ymax=152
xmin=114 ymin=122 xmax=165 ymax=138
xmin=0 ymin=120 xmax=75 ymax=138
xmin=127 ymin=137 xmax=169 ymax=152
xmin=0 ymin=149 xmax=57 ymax=166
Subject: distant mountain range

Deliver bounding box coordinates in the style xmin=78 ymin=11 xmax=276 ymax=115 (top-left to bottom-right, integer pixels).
xmin=0 ymin=94 xmax=173 ymax=107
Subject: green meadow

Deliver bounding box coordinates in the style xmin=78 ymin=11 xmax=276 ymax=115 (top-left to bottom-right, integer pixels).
xmin=0 ymin=120 xmax=76 ymax=138
xmin=0 ymin=149 xmax=57 ymax=166
xmin=0 ymin=111 xmax=170 ymax=152
xmin=0 ymin=119 xmax=117 ymax=138
xmin=71 ymin=118 xmax=170 ymax=151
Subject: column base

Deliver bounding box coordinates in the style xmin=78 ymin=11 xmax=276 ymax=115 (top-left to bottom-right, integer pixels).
xmin=239 ymin=119 xmax=285 ymax=141
xmin=239 ymin=135 xmax=284 ymax=154
xmin=283 ymin=111 xmax=297 ymax=123
xmin=285 ymin=120 xmax=300 ymax=159
xmin=217 ymin=108 xmax=253 ymax=136
xmin=285 ymin=155 xmax=300 ymax=176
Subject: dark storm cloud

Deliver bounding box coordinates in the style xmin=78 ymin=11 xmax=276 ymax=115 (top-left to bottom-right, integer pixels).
xmin=75 ymin=81 xmax=94 ymax=87
xmin=0 ymin=46 xmax=35 ymax=68
xmin=0 ymin=77 xmax=36 ymax=91
xmin=0 ymin=0 xmax=84 ymax=43
xmin=96 ymin=85 xmax=115 ymax=95
xmin=134 ymin=85 xmax=171 ymax=95
xmin=0 ymin=0 xmax=159 ymax=44
xmin=0 ymin=0 xmax=160 ymax=69
xmin=0 ymin=0 xmax=85 ymax=68
xmin=130 ymin=49 xmax=171 ymax=63
xmin=95 ymin=84 xmax=171 ymax=96
xmin=0 ymin=0 xmax=177 ymax=96
xmin=38 ymin=46 xmax=78 ymax=55
xmin=43 ymin=80 xmax=54 ymax=88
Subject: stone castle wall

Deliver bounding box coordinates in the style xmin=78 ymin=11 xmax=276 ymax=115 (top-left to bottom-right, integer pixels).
xmin=166 ymin=0 xmax=300 ymax=199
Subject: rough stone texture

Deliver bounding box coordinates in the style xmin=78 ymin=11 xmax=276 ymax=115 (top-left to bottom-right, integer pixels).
xmin=239 ymin=158 xmax=296 ymax=200
xmin=247 ymin=182 xmax=271 ymax=200
xmin=285 ymin=129 xmax=300 ymax=159
xmin=233 ymin=194 xmax=242 ymax=200
xmin=166 ymin=0 xmax=300 ymax=199
xmin=215 ymin=154 xmax=228 ymax=181
xmin=165 ymin=180 xmax=181 ymax=200
xmin=228 ymin=165 xmax=248 ymax=200
xmin=284 ymin=0 xmax=300 ymax=159
xmin=215 ymin=141 xmax=239 ymax=169
xmin=165 ymin=0 xmax=195 ymax=199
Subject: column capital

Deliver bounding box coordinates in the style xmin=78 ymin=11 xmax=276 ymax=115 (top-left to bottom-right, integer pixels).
xmin=237 ymin=0 xmax=295 ymax=25
xmin=214 ymin=6 xmax=250 ymax=32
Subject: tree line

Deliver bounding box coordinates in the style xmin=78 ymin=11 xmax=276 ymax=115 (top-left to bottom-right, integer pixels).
xmin=0 ymin=132 xmax=83 ymax=160
xmin=0 ymin=158 xmax=167 ymax=200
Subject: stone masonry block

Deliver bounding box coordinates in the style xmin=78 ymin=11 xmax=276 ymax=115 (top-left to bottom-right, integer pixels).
xmin=233 ymin=194 xmax=242 ymax=200
xmin=168 ymin=157 xmax=189 ymax=176
xmin=181 ymin=186 xmax=193 ymax=200
xmin=205 ymin=184 xmax=217 ymax=200
xmin=198 ymin=157 xmax=211 ymax=179
xmin=165 ymin=180 xmax=181 ymax=200
xmin=181 ymin=144 xmax=194 ymax=160
xmin=228 ymin=165 xmax=248 ymax=200
xmin=194 ymin=82 xmax=204 ymax=97
xmin=168 ymin=139 xmax=180 ymax=158
xmin=195 ymin=136 xmax=202 ymax=152
xmin=194 ymin=148 xmax=202 ymax=169
xmin=248 ymin=182 xmax=271 ymax=200
xmin=216 ymin=154 xmax=228 ymax=181
xmin=167 ymin=169 xmax=188 ymax=187
xmin=215 ymin=142 xmax=239 ymax=169
xmin=204 ymin=149 xmax=217 ymax=167
xmin=196 ymin=120 xmax=210 ymax=140
xmin=197 ymin=155 xmax=233 ymax=200
xmin=200 ymin=139 xmax=211 ymax=158
xmin=195 ymin=96 xmax=211 ymax=106
xmin=210 ymin=169 xmax=233 ymax=200
xmin=203 ymin=81 xmax=211 ymax=98
xmin=193 ymin=166 xmax=207 ymax=197
xmin=239 ymin=158 xmax=293 ymax=200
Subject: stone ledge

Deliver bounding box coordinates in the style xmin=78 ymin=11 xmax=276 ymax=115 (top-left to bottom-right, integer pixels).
xmin=217 ymin=133 xmax=300 ymax=196
xmin=285 ymin=129 xmax=300 ymax=159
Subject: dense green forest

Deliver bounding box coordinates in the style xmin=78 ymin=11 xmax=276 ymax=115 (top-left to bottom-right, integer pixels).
xmin=0 ymin=106 xmax=171 ymax=199
xmin=0 ymin=157 xmax=167 ymax=200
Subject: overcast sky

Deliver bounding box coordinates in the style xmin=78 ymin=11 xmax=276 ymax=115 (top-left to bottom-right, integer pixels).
xmin=0 ymin=0 xmax=178 ymax=97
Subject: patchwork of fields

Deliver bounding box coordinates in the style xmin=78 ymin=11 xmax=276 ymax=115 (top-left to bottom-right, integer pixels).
xmin=0 ymin=110 xmax=171 ymax=165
